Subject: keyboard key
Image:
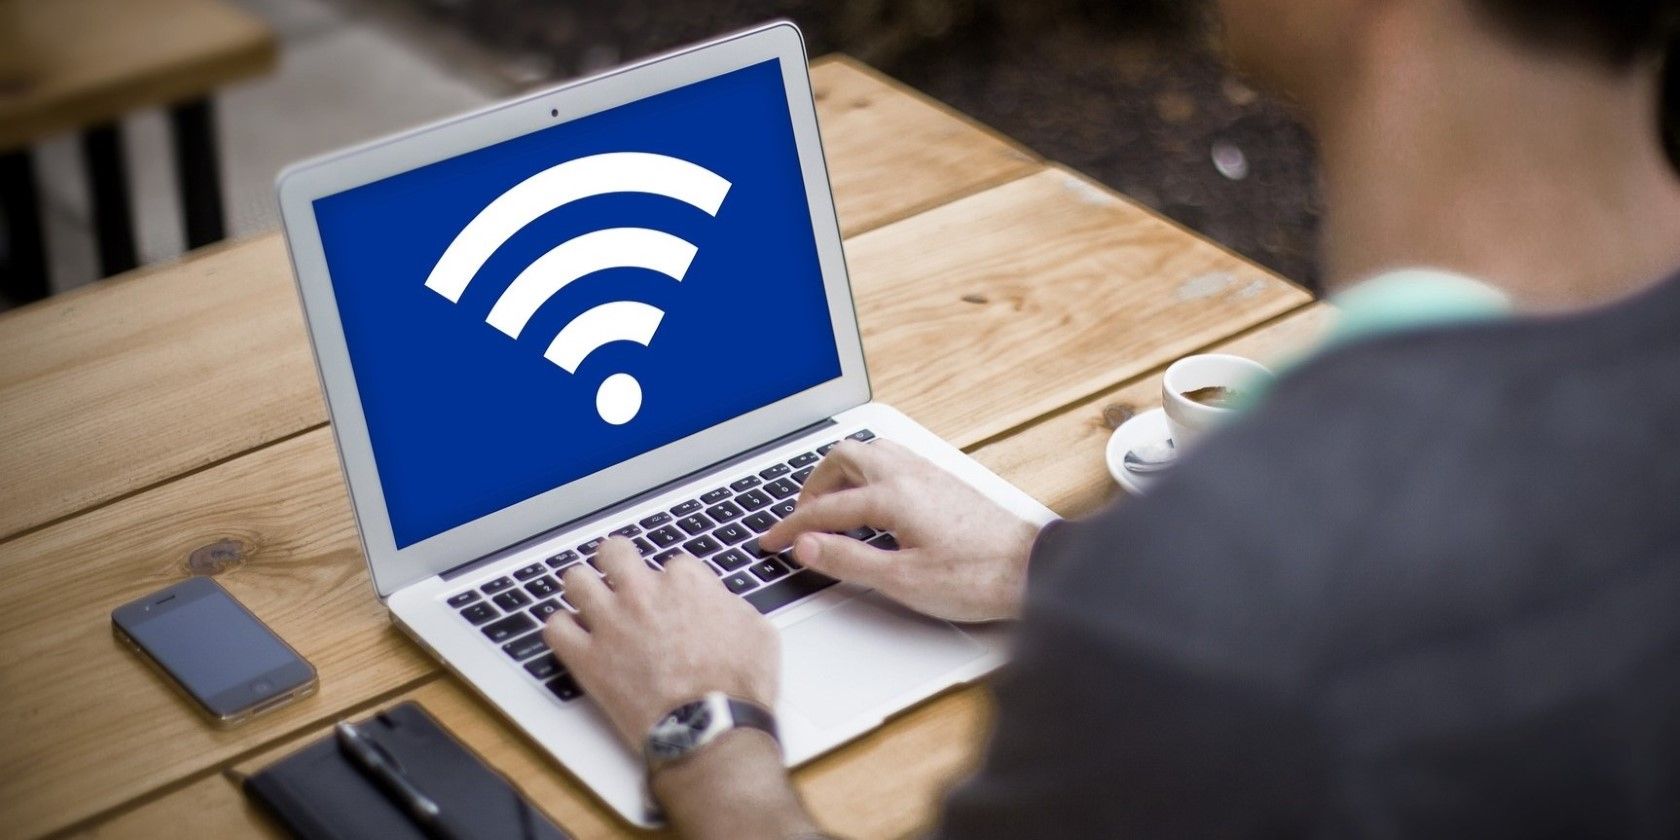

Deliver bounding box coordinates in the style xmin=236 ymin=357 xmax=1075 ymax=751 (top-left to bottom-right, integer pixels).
xmin=759 ymin=463 xmax=791 ymax=480
xmin=848 ymin=429 xmax=877 ymax=442
xmin=705 ymin=501 xmax=744 ymax=524
xmin=459 ymin=602 xmax=497 ymax=625
xmin=530 ymin=599 xmax=563 ymax=621
xmin=765 ymin=478 xmax=799 ymax=499
xmin=547 ymin=673 xmax=583 ymax=701
xmin=633 ymin=537 xmax=656 ymax=556
xmin=745 ymin=570 xmax=839 ymax=614
xmin=713 ymin=548 xmax=751 ymax=571
xmin=714 ymin=523 xmax=751 ymax=545
xmin=722 ymin=572 xmax=758 ymax=594
xmin=639 ymin=511 xmax=672 ymax=529
xmin=788 ymin=451 xmax=819 ymax=468
xmin=780 ymin=550 xmax=802 ymax=569
xmin=525 ymin=576 xmax=560 ymax=598
xmin=751 ymin=558 xmax=791 ymax=582
xmin=654 ymin=548 xmax=682 ymax=566
xmin=578 ymin=536 xmax=606 ymax=555
xmin=502 ymin=631 xmax=548 ymax=661
xmin=700 ymin=487 xmax=732 ymax=504
xmin=683 ymin=535 xmax=722 ymax=556
xmin=494 ymin=589 xmax=532 ymax=611
xmin=816 ymin=440 xmax=841 ymax=455
xmin=791 ymin=466 xmax=814 ymax=484
xmin=483 ymin=613 xmax=536 ymax=643
xmin=446 ymin=590 xmax=480 ymax=608
xmin=770 ymin=500 xmax=796 ymax=519
xmin=842 ymin=526 xmax=876 ymax=541
xmin=730 ymin=475 xmax=761 ymax=492
xmin=610 ymin=523 xmax=641 ymax=538
xmin=698 ymin=560 xmax=724 ymax=575
xmin=742 ymin=511 xmax=776 ymax=534
xmin=676 ymin=513 xmax=714 ymax=535
xmin=647 ymin=525 xmax=684 ymax=547
xmin=736 ymin=489 xmax=772 ymax=511
xmin=513 ymin=563 xmax=545 ymax=581
xmin=670 ymin=499 xmax=702 ymax=516
xmin=524 ymin=653 xmax=563 ymax=680
xmin=546 ymin=550 xmax=579 ymax=569
xmin=480 ymin=576 xmax=515 ymax=595
xmin=868 ymin=533 xmax=901 ymax=551
xmin=742 ymin=538 xmax=773 ymax=559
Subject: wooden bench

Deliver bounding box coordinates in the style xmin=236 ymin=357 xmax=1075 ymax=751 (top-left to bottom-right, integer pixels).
xmin=0 ymin=0 xmax=277 ymax=302
xmin=0 ymin=54 xmax=1323 ymax=838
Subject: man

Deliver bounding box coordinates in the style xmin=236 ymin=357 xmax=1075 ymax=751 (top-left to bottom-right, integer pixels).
xmin=543 ymin=0 xmax=1680 ymax=835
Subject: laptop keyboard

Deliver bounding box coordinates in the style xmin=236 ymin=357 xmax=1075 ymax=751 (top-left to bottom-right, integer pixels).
xmin=442 ymin=428 xmax=898 ymax=703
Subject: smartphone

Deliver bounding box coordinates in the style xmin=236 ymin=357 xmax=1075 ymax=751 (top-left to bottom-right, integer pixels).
xmin=112 ymin=576 xmax=318 ymax=727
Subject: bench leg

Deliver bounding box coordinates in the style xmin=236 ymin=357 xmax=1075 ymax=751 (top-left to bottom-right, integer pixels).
xmin=170 ymin=98 xmax=226 ymax=250
xmin=0 ymin=149 xmax=50 ymax=303
xmin=81 ymin=122 xmax=139 ymax=277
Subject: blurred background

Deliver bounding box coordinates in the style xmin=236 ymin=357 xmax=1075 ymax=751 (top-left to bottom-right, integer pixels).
xmin=7 ymin=0 xmax=1322 ymax=305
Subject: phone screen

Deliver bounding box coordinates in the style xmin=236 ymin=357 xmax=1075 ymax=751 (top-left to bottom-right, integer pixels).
xmin=115 ymin=578 xmax=313 ymax=720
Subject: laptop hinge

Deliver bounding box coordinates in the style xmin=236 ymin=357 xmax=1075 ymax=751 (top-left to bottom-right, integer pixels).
xmin=439 ymin=416 xmax=839 ymax=581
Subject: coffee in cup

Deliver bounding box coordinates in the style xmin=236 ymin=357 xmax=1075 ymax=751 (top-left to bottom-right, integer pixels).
xmin=1161 ymin=354 xmax=1272 ymax=449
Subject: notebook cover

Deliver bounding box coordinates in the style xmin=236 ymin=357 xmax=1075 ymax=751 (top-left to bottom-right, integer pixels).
xmin=243 ymin=701 xmax=569 ymax=840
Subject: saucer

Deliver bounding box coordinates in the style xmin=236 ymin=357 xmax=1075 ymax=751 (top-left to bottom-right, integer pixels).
xmin=1104 ymin=407 xmax=1173 ymax=495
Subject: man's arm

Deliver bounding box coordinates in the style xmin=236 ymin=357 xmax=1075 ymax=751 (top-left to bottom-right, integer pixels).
xmin=650 ymin=729 xmax=818 ymax=840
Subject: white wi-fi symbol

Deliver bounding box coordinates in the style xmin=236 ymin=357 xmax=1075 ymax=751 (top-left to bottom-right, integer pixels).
xmin=425 ymin=152 xmax=731 ymax=425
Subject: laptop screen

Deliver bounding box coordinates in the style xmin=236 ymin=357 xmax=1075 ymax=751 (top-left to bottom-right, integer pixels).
xmin=312 ymin=58 xmax=842 ymax=549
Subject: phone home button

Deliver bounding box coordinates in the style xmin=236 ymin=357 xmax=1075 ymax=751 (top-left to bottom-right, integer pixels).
xmin=252 ymin=679 xmax=272 ymax=694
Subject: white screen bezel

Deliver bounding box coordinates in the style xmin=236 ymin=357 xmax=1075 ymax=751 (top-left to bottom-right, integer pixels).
xmin=275 ymin=22 xmax=868 ymax=598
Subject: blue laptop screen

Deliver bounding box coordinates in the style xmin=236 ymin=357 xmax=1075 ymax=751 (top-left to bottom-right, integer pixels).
xmin=313 ymin=58 xmax=842 ymax=549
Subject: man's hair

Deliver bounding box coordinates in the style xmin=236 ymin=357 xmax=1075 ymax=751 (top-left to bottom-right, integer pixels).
xmin=1472 ymin=0 xmax=1679 ymax=170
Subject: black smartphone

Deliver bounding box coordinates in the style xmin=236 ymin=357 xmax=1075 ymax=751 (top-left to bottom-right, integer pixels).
xmin=112 ymin=576 xmax=318 ymax=727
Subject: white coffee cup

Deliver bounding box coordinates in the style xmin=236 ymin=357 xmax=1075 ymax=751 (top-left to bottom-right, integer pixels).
xmin=1161 ymin=353 xmax=1272 ymax=450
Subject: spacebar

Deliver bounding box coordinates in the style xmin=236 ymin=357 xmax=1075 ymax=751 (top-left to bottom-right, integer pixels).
xmin=745 ymin=571 xmax=838 ymax=614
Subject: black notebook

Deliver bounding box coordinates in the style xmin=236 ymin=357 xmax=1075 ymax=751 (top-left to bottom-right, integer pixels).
xmin=244 ymin=701 xmax=570 ymax=840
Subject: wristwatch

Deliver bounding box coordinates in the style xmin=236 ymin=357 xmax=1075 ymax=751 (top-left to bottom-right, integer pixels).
xmin=644 ymin=691 xmax=779 ymax=774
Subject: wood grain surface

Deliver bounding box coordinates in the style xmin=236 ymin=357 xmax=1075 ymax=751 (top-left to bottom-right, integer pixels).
xmin=0 ymin=0 xmax=277 ymax=151
xmin=0 ymin=54 xmax=1321 ymax=840
xmin=0 ymin=57 xmax=1041 ymax=545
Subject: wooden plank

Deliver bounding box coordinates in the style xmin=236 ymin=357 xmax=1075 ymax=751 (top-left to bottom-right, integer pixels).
xmin=848 ymin=166 xmax=1311 ymax=447
xmin=0 ymin=168 xmax=1307 ymax=837
xmin=0 ymin=58 xmax=1042 ymax=544
xmin=810 ymin=55 xmax=1040 ymax=236
xmin=0 ymin=429 xmax=437 ymax=839
xmin=94 ymin=675 xmax=991 ymax=840
xmin=0 ymin=0 xmax=278 ymax=151
xmin=970 ymin=304 xmax=1336 ymax=518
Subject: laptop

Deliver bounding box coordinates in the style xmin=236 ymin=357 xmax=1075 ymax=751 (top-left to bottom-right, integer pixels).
xmin=276 ymin=21 xmax=1055 ymax=826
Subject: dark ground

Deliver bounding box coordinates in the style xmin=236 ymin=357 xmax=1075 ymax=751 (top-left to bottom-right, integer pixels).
xmin=391 ymin=0 xmax=1324 ymax=291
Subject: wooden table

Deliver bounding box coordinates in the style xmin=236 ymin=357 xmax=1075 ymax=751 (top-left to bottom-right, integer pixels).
xmin=0 ymin=55 xmax=1326 ymax=839
xmin=0 ymin=0 xmax=277 ymax=300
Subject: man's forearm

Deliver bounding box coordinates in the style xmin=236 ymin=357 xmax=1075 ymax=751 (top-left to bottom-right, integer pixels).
xmin=651 ymin=729 xmax=823 ymax=840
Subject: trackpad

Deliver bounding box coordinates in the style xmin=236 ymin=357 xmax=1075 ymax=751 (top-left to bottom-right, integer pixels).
xmin=780 ymin=591 xmax=986 ymax=728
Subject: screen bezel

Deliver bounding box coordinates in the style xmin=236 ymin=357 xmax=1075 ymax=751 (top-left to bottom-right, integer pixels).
xmin=276 ymin=22 xmax=869 ymax=598
xmin=111 ymin=576 xmax=317 ymax=719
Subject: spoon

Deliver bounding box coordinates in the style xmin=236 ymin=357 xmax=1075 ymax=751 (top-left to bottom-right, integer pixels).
xmin=1123 ymin=438 xmax=1177 ymax=475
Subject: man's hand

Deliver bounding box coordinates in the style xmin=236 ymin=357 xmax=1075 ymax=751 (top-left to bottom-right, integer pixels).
xmin=760 ymin=439 xmax=1044 ymax=623
xmin=542 ymin=538 xmax=777 ymax=747
xmin=541 ymin=539 xmax=822 ymax=840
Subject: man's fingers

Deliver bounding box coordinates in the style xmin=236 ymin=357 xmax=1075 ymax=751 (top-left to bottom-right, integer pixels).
xmin=594 ymin=537 xmax=652 ymax=593
xmin=797 ymin=439 xmax=889 ymax=500
xmin=542 ymin=609 xmax=590 ymax=655
xmin=663 ymin=553 xmax=719 ymax=588
xmin=760 ymin=489 xmax=887 ymax=551
xmin=795 ymin=532 xmax=894 ymax=588
xmin=560 ymin=562 xmax=611 ymax=615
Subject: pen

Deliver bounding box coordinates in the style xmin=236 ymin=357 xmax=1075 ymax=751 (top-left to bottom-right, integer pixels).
xmin=335 ymin=720 xmax=462 ymax=840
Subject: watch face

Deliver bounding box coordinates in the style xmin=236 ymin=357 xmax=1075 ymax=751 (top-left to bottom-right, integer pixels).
xmin=647 ymin=701 xmax=713 ymax=760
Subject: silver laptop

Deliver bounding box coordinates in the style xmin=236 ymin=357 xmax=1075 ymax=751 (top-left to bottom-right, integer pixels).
xmin=276 ymin=21 xmax=1054 ymax=826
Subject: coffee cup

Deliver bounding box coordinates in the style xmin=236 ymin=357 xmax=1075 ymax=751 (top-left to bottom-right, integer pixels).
xmin=1161 ymin=353 xmax=1272 ymax=450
